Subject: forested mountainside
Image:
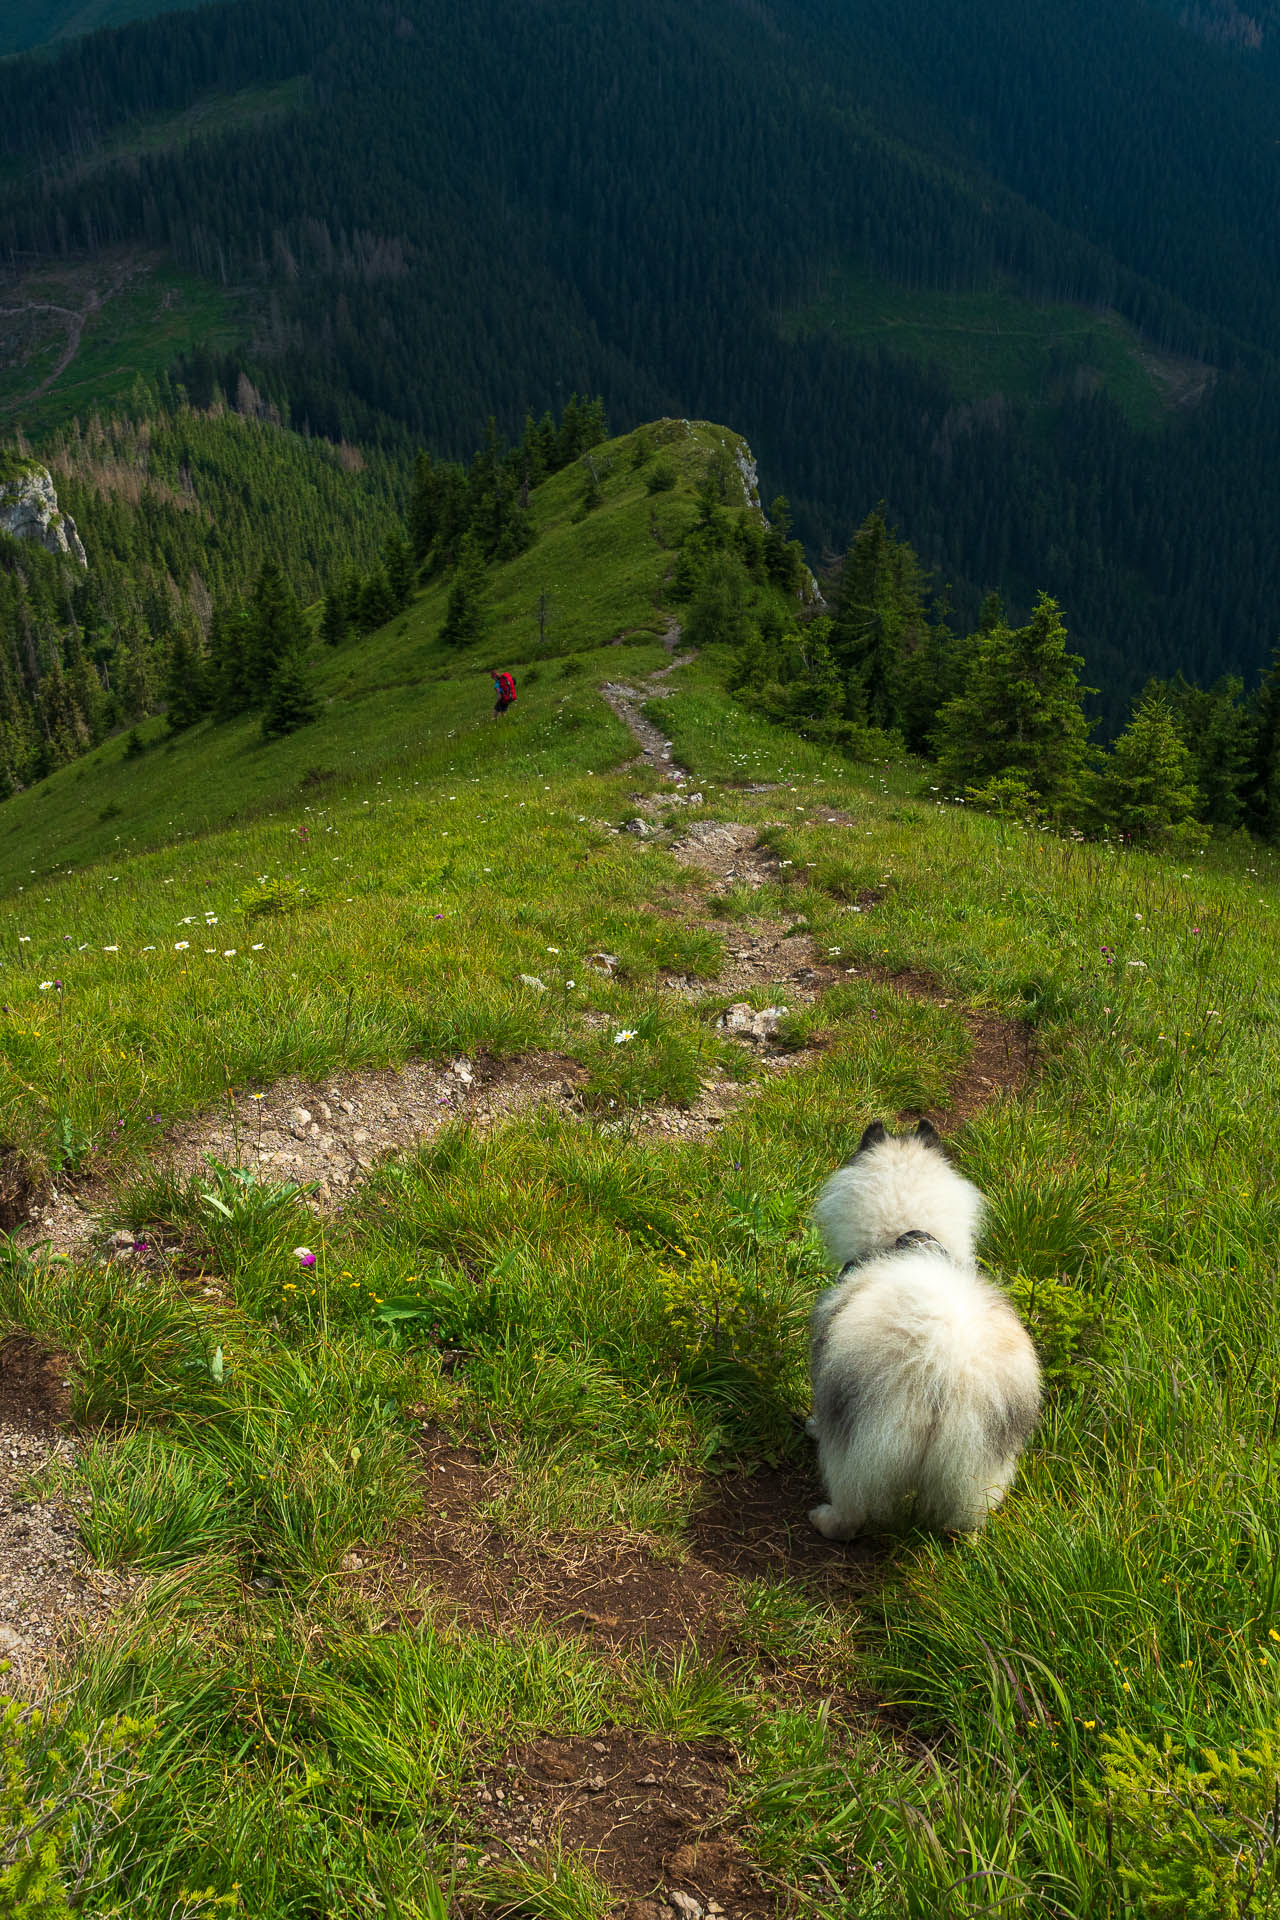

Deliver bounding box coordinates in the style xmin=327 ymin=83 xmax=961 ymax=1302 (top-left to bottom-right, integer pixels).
xmin=0 ymin=0 xmax=209 ymax=59
xmin=4 ymin=0 xmax=1280 ymax=716
xmin=0 ymin=397 xmax=403 ymax=789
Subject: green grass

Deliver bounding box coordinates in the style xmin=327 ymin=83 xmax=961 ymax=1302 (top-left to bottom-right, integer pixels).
xmin=779 ymin=268 xmax=1199 ymax=429
xmin=0 ymin=258 xmax=241 ymax=439
xmin=2 ymin=418 xmax=1279 ymax=1915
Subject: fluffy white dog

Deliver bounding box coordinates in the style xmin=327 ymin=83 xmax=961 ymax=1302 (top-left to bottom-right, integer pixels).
xmin=807 ymin=1119 xmax=1041 ymax=1538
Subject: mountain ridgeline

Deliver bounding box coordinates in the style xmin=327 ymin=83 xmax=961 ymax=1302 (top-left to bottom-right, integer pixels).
xmin=2 ymin=0 xmax=1280 ymax=719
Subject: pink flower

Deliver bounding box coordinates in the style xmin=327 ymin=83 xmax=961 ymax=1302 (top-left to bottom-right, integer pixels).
xmin=293 ymin=1247 xmax=317 ymax=1269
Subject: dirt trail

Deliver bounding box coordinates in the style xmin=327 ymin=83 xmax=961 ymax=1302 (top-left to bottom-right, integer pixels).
xmin=599 ymin=629 xmax=702 ymax=787
xmin=0 ymin=261 xmax=131 ymax=416
xmin=0 ymin=1338 xmax=141 ymax=1693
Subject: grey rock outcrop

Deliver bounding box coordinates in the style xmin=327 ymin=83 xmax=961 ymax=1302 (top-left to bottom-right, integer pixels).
xmin=0 ymin=465 xmax=87 ymax=566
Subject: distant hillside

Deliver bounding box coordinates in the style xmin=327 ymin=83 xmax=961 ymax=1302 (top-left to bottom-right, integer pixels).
xmin=0 ymin=0 xmax=215 ymax=59
xmin=0 ymin=417 xmax=751 ymax=888
xmin=4 ymin=0 xmax=1280 ymax=714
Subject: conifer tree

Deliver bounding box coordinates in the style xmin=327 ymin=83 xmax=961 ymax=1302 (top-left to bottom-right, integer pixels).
xmin=1247 ymin=640 xmax=1280 ymax=838
xmin=935 ymin=593 xmax=1094 ymax=819
xmin=407 ymin=451 xmax=438 ymax=562
xmin=320 ymin=584 xmax=348 ymax=647
xmin=1091 ymin=687 xmax=1200 ymax=838
xmin=439 ymin=532 xmax=490 ymax=647
xmin=763 ymin=496 xmax=804 ymax=593
xmin=208 ymin=603 xmax=253 ymax=718
xmin=246 ymin=561 xmax=308 ymax=704
xmin=357 ymin=569 xmax=397 ymax=631
xmin=1155 ymin=673 xmax=1253 ymax=830
xmin=261 ymin=646 xmax=319 ymax=737
xmin=164 ymin=626 xmax=209 ymax=732
xmin=384 ymin=531 xmax=415 ymax=611
xmin=789 ymin=619 xmax=844 ymax=721
xmin=683 ymin=555 xmax=752 ymax=651
xmin=829 ymin=506 xmax=936 ymax=745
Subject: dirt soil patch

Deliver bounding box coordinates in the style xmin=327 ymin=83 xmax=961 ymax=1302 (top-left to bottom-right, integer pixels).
xmin=669 ymin=822 xmax=780 ymax=890
xmin=377 ymin=1433 xmax=880 ymax=1667
xmin=847 ymin=966 xmax=1034 ymax=1128
xmin=469 ymin=1731 xmax=779 ymax=1918
xmin=19 ymin=1051 xmax=589 ymax=1260
xmin=0 ymin=1337 xmax=142 ymax=1694
xmin=0 ymin=1146 xmax=36 ymax=1233
xmin=19 ymin=1039 xmax=825 ymax=1260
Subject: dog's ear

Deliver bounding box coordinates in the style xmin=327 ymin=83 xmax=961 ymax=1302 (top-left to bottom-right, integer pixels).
xmin=914 ymin=1119 xmax=945 ymax=1152
xmin=855 ymin=1120 xmax=888 ymax=1156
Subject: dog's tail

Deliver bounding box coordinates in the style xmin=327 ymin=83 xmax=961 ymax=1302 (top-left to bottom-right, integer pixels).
xmin=914 ymin=1323 xmax=1042 ymax=1530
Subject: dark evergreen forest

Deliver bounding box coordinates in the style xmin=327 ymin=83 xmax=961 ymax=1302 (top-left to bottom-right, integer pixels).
xmin=3 ymin=0 xmax=1280 ymax=719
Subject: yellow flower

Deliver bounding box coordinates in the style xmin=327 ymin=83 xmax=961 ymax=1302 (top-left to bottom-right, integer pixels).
xmin=1083 ymin=1720 xmax=1096 ymax=1730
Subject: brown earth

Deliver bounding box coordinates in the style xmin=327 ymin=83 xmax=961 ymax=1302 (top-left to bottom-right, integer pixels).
xmin=0 ymin=1337 xmax=143 ymax=1694
xmin=467 ymin=1731 xmax=778 ymax=1918
xmin=369 ymin=1431 xmax=879 ymax=1669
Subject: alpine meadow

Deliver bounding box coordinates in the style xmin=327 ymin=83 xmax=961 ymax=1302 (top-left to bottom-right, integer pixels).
xmin=2 ymin=3 xmax=1280 ymax=1918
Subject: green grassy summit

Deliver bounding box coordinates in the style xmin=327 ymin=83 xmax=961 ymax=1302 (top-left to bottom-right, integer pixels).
xmin=0 ymin=418 xmax=1277 ymax=1916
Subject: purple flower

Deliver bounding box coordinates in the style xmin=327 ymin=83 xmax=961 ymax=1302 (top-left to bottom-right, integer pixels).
xmin=294 ymin=1246 xmax=317 ymax=1268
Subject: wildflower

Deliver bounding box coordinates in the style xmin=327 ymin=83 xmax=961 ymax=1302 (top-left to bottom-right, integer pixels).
xmin=174 ymin=941 xmax=189 ymax=951
xmin=251 ymin=943 xmax=264 ymax=951
xmin=104 ymin=945 xmax=118 ymax=953
xmin=566 ymin=979 xmax=576 ymax=989
xmin=294 ymin=1247 xmax=317 ymax=1268
xmin=546 ymin=946 xmax=560 ymax=954
xmin=37 ymin=981 xmax=53 ymax=990
xmin=1083 ymin=1720 xmax=1096 ymax=1730
xmin=18 ymin=935 xmax=29 ymax=942
xmin=142 ymin=945 xmax=156 ymax=952
xmin=1126 ymin=959 xmax=1147 ymax=969
xmin=223 ymin=950 xmax=237 ymax=958
xmin=613 ymin=1029 xmax=637 ymax=1044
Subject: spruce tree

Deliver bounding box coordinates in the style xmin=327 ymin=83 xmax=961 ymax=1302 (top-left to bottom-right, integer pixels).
xmin=683 ymin=556 xmax=752 ymax=651
xmin=1247 ymin=639 xmax=1280 ymax=838
xmin=246 ymin=561 xmax=308 ymax=704
xmin=407 ymin=451 xmax=438 ymax=562
xmin=1156 ymin=673 xmax=1253 ymax=830
xmin=384 ymin=531 xmax=415 ymax=610
xmin=439 ymin=532 xmax=489 ymax=646
xmin=208 ymin=603 xmax=254 ymax=718
xmin=261 ymin=646 xmax=319 ymax=737
xmin=829 ymin=507 xmax=934 ymax=743
xmin=164 ymin=626 xmax=209 ymax=732
xmin=1091 ymin=687 xmax=1200 ymax=838
xmin=357 ymin=569 xmax=397 ymax=631
xmin=935 ymin=593 xmax=1094 ymax=819
xmin=320 ymin=585 xmax=348 ymax=647
xmin=789 ymin=619 xmax=845 ymax=722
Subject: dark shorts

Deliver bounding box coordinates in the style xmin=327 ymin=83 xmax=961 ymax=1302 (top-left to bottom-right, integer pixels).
xmin=494 ymin=696 xmax=513 ymax=714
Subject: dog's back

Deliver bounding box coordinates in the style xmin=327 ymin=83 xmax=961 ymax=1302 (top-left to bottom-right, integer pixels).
xmin=808 ymin=1123 xmax=1041 ymax=1538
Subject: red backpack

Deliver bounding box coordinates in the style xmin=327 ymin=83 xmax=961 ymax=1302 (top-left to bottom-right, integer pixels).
xmin=495 ymin=672 xmax=516 ymax=702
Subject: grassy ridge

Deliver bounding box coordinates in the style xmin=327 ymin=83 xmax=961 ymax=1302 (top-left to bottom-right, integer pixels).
xmin=779 ymin=269 xmax=1186 ymax=429
xmin=1 ymin=425 xmax=1278 ymax=1915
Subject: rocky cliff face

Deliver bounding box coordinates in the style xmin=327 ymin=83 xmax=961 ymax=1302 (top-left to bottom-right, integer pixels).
xmin=0 ymin=465 xmax=87 ymax=566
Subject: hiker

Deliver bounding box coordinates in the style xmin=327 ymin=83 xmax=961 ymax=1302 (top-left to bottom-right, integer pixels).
xmin=490 ymin=667 xmax=517 ymax=717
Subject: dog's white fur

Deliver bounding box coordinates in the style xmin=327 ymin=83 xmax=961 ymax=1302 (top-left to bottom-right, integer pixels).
xmin=807 ymin=1122 xmax=1041 ymax=1538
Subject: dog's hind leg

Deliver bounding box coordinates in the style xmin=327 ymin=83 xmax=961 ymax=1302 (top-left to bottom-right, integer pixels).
xmin=809 ymin=1499 xmax=866 ymax=1541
